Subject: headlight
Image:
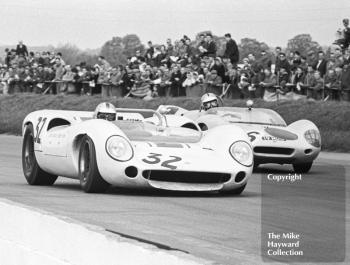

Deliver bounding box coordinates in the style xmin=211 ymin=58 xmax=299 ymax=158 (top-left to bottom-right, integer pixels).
xmin=229 ymin=141 xmax=253 ymax=167
xmin=304 ymin=129 xmax=321 ymax=148
xmin=106 ymin=136 xmax=133 ymax=161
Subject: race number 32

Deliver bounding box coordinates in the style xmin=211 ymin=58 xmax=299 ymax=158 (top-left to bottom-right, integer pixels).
xmin=142 ymin=153 xmax=182 ymax=170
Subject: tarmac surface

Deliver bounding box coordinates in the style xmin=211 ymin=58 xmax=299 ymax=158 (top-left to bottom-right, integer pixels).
xmin=0 ymin=134 xmax=349 ymax=265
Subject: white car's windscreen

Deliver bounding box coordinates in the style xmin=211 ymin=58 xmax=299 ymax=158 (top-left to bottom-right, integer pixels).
xmin=113 ymin=121 xmax=202 ymax=143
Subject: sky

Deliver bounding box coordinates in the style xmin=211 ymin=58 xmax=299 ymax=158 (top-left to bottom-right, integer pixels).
xmin=0 ymin=0 xmax=349 ymax=50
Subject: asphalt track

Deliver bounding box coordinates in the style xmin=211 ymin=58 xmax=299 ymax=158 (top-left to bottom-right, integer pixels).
xmin=0 ymin=134 xmax=349 ymax=265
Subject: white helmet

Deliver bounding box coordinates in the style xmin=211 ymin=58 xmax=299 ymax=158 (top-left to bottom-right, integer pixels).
xmin=201 ymin=93 xmax=219 ymax=111
xmin=93 ymin=102 xmax=117 ymax=121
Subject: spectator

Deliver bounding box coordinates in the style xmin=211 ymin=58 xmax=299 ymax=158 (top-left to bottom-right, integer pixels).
xmin=343 ymin=48 xmax=350 ymax=65
xmin=258 ymin=50 xmax=272 ymax=70
xmin=158 ymin=68 xmax=172 ymax=97
xmin=260 ymin=68 xmax=277 ymax=99
xmin=206 ymin=69 xmax=222 ymax=95
xmin=324 ymin=68 xmax=341 ymax=100
xmin=145 ymin=41 xmax=154 ymax=65
xmin=166 ymin=38 xmax=174 ymax=56
xmin=7 ymin=66 xmax=19 ymax=94
xmin=277 ymin=67 xmax=290 ymax=93
xmin=185 ymin=38 xmax=197 ymax=58
xmin=77 ymin=66 xmax=93 ymax=95
xmin=110 ymin=66 xmax=123 ymax=97
xmin=2 ymin=28 xmax=350 ymax=102
xmin=273 ymin=46 xmax=282 ymax=65
xmin=54 ymin=58 xmax=65 ymax=81
xmin=308 ymin=71 xmax=324 ymax=100
xmin=17 ymin=66 xmax=26 ymax=92
xmin=60 ymin=65 xmax=76 ymax=94
xmin=287 ymin=51 xmax=294 ymax=65
xmin=248 ymin=53 xmax=262 ymax=74
xmin=135 ymin=50 xmax=145 ymax=63
xmin=237 ymin=73 xmax=251 ymax=99
xmin=291 ymin=51 xmax=301 ymax=72
xmin=23 ymin=67 xmax=33 ymax=92
xmin=32 ymin=64 xmax=46 ymax=93
xmin=335 ymin=18 xmax=350 ymax=50
xmin=130 ymin=70 xmax=152 ymax=99
xmin=313 ymin=51 xmax=327 ymax=77
xmin=341 ymin=61 xmax=350 ymax=100
xmin=275 ymin=52 xmax=291 ymax=74
xmin=98 ymin=56 xmax=111 ymax=71
xmin=223 ymin=33 xmax=239 ymax=65
xmin=15 ymin=40 xmax=28 ymax=58
xmin=304 ymin=65 xmax=315 ymax=88
xmin=241 ymin=58 xmax=251 ymax=72
xmin=210 ymin=57 xmax=226 ymax=81
xmin=292 ymin=66 xmax=306 ymax=94
xmin=4 ymin=48 xmax=11 ymax=66
xmin=170 ymin=65 xmax=182 ymax=97
xmin=197 ymin=34 xmax=208 ymax=57
xmin=97 ymin=65 xmax=112 ymax=97
xmin=0 ymin=66 xmax=9 ymax=94
xmin=205 ymin=34 xmax=217 ymax=57
xmin=307 ymin=50 xmax=318 ymax=67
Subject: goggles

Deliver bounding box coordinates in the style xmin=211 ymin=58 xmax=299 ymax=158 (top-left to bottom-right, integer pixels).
xmin=97 ymin=112 xmax=116 ymax=121
xmin=203 ymin=100 xmax=218 ymax=110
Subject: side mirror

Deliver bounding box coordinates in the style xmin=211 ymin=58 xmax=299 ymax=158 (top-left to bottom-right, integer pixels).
xmin=246 ymin=100 xmax=253 ymax=110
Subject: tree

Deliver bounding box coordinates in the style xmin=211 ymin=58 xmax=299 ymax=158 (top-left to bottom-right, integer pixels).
xmin=121 ymin=34 xmax=144 ymax=58
xmin=286 ymin=34 xmax=321 ymax=57
xmin=238 ymin=38 xmax=270 ymax=61
xmin=54 ymin=43 xmax=99 ymax=66
xmin=100 ymin=34 xmax=144 ymax=66
xmin=100 ymin=36 xmax=126 ymax=66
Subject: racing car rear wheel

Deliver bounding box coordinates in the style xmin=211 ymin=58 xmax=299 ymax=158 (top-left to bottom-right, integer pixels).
xmin=78 ymin=136 xmax=110 ymax=193
xmin=220 ymin=184 xmax=246 ymax=196
xmin=293 ymin=162 xmax=313 ymax=173
xmin=22 ymin=124 xmax=58 ymax=185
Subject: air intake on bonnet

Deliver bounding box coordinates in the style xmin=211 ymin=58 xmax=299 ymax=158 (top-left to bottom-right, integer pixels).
xmin=142 ymin=170 xmax=231 ymax=184
xmin=254 ymin=146 xmax=294 ymax=155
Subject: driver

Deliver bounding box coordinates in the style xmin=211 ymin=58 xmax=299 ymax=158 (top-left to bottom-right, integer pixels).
xmin=201 ymin=93 xmax=219 ymax=111
xmin=93 ymin=102 xmax=117 ymax=121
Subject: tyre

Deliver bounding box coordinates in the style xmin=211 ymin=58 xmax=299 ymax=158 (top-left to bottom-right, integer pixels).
xmin=22 ymin=124 xmax=58 ymax=185
xmin=78 ymin=135 xmax=110 ymax=193
xmin=293 ymin=162 xmax=313 ymax=173
xmin=220 ymin=184 xmax=246 ymax=196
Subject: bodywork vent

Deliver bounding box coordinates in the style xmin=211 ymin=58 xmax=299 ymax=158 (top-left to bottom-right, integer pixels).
xmin=142 ymin=170 xmax=231 ymax=184
xmin=254 ymin=146 xmax=294 ymax=155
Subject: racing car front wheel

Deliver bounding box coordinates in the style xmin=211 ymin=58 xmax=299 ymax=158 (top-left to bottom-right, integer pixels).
xmin=78 ymin=136 xmax=110 ymax=193
xmin=293 ymin=162 xmax=313 ymax=173
xmin=22 ymin=124 xmax=58 ymax=185
xmin=220 ymin=184 xmax=246 ymax=196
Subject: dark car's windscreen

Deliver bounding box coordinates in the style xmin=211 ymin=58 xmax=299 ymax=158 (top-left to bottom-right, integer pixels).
xmin=207 ymin=107 xmax=287 ymax=127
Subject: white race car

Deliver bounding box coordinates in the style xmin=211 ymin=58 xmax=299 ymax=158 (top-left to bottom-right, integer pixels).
xmin=157 ymin=102 xmax=321 ymax=173
xmin=22 ymin=108 xmax=253 ymax=194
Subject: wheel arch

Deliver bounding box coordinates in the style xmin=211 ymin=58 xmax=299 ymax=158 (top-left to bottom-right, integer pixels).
xmin=22 ymin=121 xmax=33 ymax=135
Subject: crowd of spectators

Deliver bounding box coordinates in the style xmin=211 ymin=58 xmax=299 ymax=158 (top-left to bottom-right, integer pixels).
xmin=1 ymin=20 xmax=350 ymax=101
